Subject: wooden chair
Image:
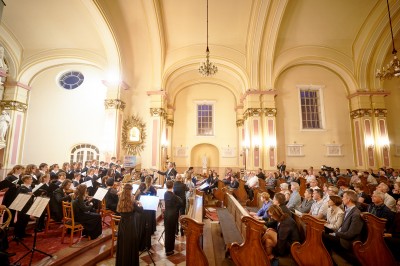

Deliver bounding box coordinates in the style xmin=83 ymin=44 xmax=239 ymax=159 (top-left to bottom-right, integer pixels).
xmin=232 ymin=180 xmax=248 ymax=205
xmin=61 ymin=201 xmax=84 ymax=246
xmin=110 ymin=214 xmax=121 ymax=257
xmin=100 ymin=198 xmax=114 ymax=227
xmin=45 ymin=204 xmax=58 ymax=234
xmin=353 ymin=213 xmax=396 ymax=266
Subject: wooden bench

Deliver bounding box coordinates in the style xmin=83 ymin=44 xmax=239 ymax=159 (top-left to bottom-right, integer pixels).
xmin=353 ymin=213 xmax=396 ymax=266
xmin=216 ymin=194 xmax=247 ymax=251
xmin=291 ymin=213 xmax=333 ymax=266
xmin=180 ymin=193 xmax=209 ymax=266
xmin=232 ymin=179 xmax=248 ymax=205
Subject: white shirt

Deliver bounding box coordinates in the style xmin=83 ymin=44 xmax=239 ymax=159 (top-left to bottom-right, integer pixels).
xmin=246 ymin=175 xmax=259 ymax=188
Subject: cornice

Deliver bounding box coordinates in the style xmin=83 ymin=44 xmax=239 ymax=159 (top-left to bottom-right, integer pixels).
xmin=350 ymin=108 xmax=373 ymax=119
xmin=243 ymin=107 xmax=277 ymax=119
xmin=347 ymin=91 xmax=390 ymax=99
xmin=150 ymin=108 xmax=167 ymax=119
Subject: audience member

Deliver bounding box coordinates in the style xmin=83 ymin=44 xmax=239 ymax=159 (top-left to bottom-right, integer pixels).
xmin=286 ymin=182 xmax=301 ymax=211
xmin=295 ymin=188 xmax=314 ymax=214
xmin=325 ymin=195 xmax=344 ymax=231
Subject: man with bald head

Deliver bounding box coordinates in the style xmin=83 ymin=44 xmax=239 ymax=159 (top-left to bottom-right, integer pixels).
xmin=376 ymin=182 xmax=396 ymax=212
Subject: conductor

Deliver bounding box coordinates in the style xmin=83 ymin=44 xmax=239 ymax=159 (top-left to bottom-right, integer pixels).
xmin=157 ymin=162 xmax=177 ymax=182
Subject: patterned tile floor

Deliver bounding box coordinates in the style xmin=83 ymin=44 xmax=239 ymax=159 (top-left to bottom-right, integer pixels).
xmin=97 ymin=222 xmax=187 ymax=266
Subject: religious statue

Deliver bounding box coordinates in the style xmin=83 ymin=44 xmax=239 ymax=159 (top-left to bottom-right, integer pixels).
xmin=129 ymin=127 xmax=140 ymax=142
xmin=0 ymin=111 xmax=10 ymax=142
xmin=202 ymin=154 xmax=208 ymax=169
xmin=0 ymin=47 xmax=8 ymax=71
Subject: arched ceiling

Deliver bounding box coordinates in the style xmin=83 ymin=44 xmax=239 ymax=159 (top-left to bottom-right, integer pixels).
xmin=1 ymin=0 xmax=399 ymax=101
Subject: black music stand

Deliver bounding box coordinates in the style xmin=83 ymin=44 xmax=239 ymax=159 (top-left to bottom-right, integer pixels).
xmin=13 ymin=197 xmax=52 ymax=266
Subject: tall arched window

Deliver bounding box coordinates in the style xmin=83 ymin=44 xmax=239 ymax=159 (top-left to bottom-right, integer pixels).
xmin=70 ymin=144 xmax=99 ymax=164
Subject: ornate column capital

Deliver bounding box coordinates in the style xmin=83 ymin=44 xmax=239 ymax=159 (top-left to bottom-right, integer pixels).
xmin=350 ymin=108 xmax=373 ymax=119
xmin=0 ymin=100 xmax=28 ymax=112
xmin=166 ymin=119 xmax=174 ymax=127
xmin=104 ymin=99 xmax=126 ymax=111
xmin=150 ymin=108 xmax=167 ymax=119
xmin=373 ymin=108 xmax=387 ymax=117
xmin=236 ymin=119 xmax=244 ymax=127
xmin=263 ymin=108 xmax=277 ymax=117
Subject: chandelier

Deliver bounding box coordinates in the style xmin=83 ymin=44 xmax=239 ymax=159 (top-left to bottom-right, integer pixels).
xmin=199 ymin=0 xmax=218 ymax=76
xmin=376 ymin=0 xmax=400 ymax=80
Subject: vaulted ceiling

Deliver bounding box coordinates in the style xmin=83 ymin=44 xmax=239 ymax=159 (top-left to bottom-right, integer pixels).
xmin=1 ymin=0 xmax=399 ymax=103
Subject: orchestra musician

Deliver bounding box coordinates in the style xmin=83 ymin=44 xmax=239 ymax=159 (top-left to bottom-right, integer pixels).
xmin=14 ymin=175 xmax=34 ymax=240
xmin=72 ymin=184 xmax=102 ymax=239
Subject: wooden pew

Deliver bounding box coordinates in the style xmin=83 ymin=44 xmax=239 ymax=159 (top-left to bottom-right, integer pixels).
xmin=232 ymin=179 xmax=248 ymax=205
xmin=213 ymin=180 xmax=227 ymax=202
xmin=353 ymin=213 xmax=396 ymax=266
xmin=180 ymin=193 xmax=209 ymax=266
xmin=291 ymin=214 xmax=333 ymax=266
xmin=229 ymin=216 xmax=270 ymax=266
xmin=299 ymin=177 xmax=306 ymax=197
xmin=245 ymin=188 xmax=260 ymax=207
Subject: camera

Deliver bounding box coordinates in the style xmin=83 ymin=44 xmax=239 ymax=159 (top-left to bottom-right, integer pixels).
xmin=321 ymin=165 xmax=334 ymax=172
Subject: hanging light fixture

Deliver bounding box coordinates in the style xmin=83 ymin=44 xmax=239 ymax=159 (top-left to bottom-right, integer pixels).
xmin=376 ymin=0 xmax=400 ymax=80
xmin=199 ymin=0 xmax=218 ymax=76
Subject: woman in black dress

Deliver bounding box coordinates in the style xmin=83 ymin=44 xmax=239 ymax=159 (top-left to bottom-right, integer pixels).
xmin=72 ymin=184 xmax=102 ymax=239
xmin=116 ymin=183 xmax=143 ymax=266
xmin=164 ymin=180 xmax=182 ymax=256
xmin=2 ymin=165 xmax=24 ymax=227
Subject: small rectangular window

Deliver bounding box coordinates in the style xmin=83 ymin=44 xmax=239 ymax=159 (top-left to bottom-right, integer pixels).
xmin=299 ymin=87 xmax=323 ymax=129
xmin=197 ymin=104 xmax=214 ymax=136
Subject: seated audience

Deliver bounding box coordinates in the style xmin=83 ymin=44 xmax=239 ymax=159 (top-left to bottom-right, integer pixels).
xmin=250 ymin=192 xmax=272 ymax=221
xmin=308 ymin=178 xmax=320 ymax=190
xmin=257 ymin=168 xmax=265 ymax=180
xmin=322 ymin=190 xmax=364 ymax=265
xmin=309 ymin=189 xmax=328 ymax=219
xmin=72 ymin=184 xmax=102 ymax=239
xmin=363 ymin=171 xmax=377 ymax=185
xmin=325 ymin=195 xmax=344 ymax=231
xmin=349 ymin=170 xmax=361 ymax=187
xmin=229 ymin=174 xmax=239 ymax=189
xmin=390 ymin=182 xmax=400 ymax=201
xmin=279 ymin=183 xmax=290 ymax=202
xmin=295 ymin=188 xmax=314 ymax=214
xmin=376 ymin=182 xmax=396 ymax=212
xmin=337 ymin=180 xmax=350 ymax=197
xmin=267 ymin=193 xmax=291 ymax=229
xmin=265 ymin=172 xmax=277 ymax=191
xmin=262 ymin=205 xmax=300 ymax=260
xmin=286 ymin=182 xmax=301 ymax=211
xmin=245 ymin=171 xmax=259 ymax=200
xmin=353 ymin=183 xmax=371 ymax=204
xmin=368 ymin=190 xmax=395 ymax=232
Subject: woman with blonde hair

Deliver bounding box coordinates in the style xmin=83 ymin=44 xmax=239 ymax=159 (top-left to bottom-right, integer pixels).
xmin=72 ymin=184 xmax=102 ymax=240
xmin=116 ymin=184 xmax=143 ymax=266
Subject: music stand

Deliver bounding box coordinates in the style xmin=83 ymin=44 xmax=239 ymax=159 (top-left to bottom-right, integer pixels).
xmin=13 ymin=197 xmax=52 ymax=266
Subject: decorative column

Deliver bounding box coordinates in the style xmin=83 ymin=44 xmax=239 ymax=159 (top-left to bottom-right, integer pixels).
xmin=261 ymin=92 xmax=277 ymax=171
xmin=0 ymin=82 xmax=29 ymax=169
xmin=102 ymin=80 xmax=129 ymax=161
xmin=349 ymin=91 xmax=391 ymax=169
xmin=147 ymin=91 xmax=167 ymax=177
xmin=165 ymin=105 xmax=174 ymax=164
xmin=236 ymin=106 xmax=245 ymax=169
xmin=350 ymin=108 xmax=374 ymax=169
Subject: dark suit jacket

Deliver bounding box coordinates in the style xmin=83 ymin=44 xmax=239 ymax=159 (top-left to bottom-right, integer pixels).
xmin=336 ymin=205 xmax=364 ymax=249
xmin=158 ymin=168 xmax=177 ymax=181
xmin=273 ymin=215 xmax=301 ymax=256
xmin=173 ymin=181 xmax=188 ymax=205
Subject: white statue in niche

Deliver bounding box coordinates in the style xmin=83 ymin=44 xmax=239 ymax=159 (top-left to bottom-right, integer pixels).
xmin=0 ymin=47 xmax=8 ymax=71
xmin=202 ymin=154 xmax=208 ymax=169
xmin=0 ymin=111 xmax=11 ymax=142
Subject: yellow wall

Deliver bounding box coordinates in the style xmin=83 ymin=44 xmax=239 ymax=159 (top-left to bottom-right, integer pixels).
xmin=275 ymin=65 xmax=354 ymax=170
xmin=172 ymin=83 xmax=238 ymax=173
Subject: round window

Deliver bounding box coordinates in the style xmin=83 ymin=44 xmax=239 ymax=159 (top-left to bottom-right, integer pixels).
xmin=58 ymin=71 xmax=84 ymax=90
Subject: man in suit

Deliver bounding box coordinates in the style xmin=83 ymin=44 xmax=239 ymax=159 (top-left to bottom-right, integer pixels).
xmin=323 ymin=190 xmax=364 ymax=264
xmin=173 ymin=174 xmax=188 ymax=236
xmin=157 ymin=162 xmax=177 ymax=183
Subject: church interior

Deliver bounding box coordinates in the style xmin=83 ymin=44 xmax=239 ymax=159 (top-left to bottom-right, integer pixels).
xmin=0 ymin=0 xmax=400 ymax=265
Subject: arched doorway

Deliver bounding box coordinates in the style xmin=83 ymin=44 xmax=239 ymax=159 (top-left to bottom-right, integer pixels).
xmin=191 ymin=144 xmax=219 ymax=175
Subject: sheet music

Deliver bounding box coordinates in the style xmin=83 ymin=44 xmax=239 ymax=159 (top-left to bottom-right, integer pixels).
xmin=198 ymin=182 xmax=209 ymax=190
xmin=140 ymin=195 xmax=159 ymax=211
xmin=9 ymin=193 xmax=32 ymax=211
xmin=128 ymin=184 xmax=139 ymax=194
xmin=156 ymin=188 xmax=167 ymax=200
xmin=26 ymin=197 xmax=50 ymax=217
xmin=32 ymin=183 xmax=44 ymax=193
xmin=82 ymin=180 xmax=93 ymax=187
xmin=93 ymin=187 xmax=108 ymax=201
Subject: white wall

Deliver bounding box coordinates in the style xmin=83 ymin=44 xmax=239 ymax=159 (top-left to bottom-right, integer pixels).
xmin=22 ymin=65 xmax=107 ymax=165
